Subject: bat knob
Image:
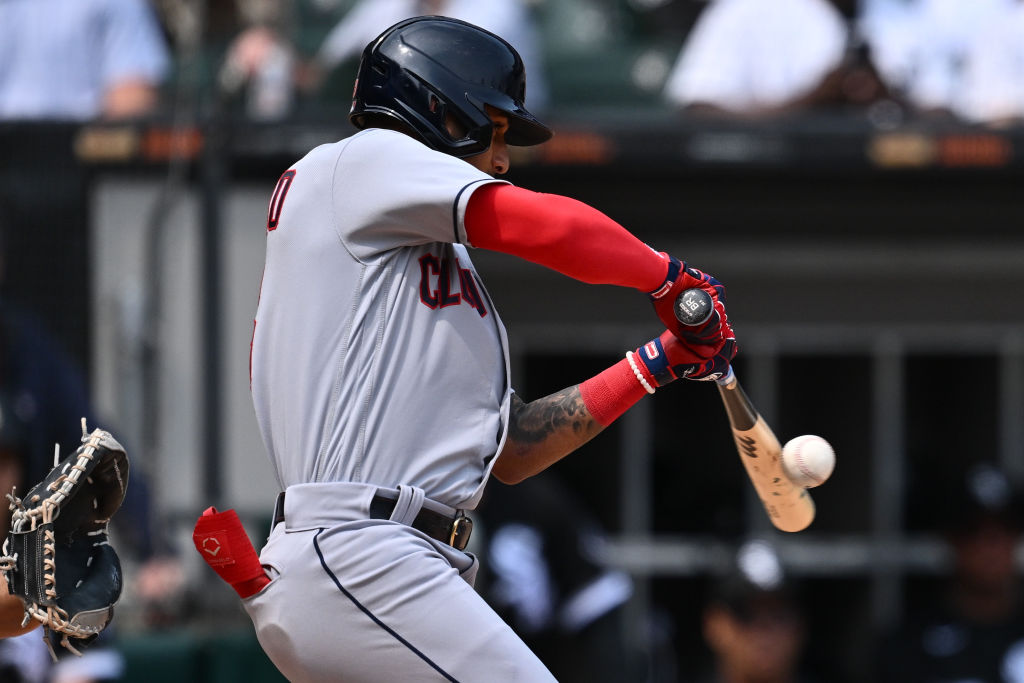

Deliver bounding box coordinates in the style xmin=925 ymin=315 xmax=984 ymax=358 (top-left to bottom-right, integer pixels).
xmin=674 ymin=288 xmax=713 ymax=326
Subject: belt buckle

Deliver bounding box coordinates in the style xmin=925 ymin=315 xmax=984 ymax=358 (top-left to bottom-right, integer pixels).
xmin=448 ymin=512 xmax=473 ymax=550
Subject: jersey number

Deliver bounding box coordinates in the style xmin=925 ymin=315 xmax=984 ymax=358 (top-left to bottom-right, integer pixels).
xmin=267 ymin=170 xmax=297 ymax=231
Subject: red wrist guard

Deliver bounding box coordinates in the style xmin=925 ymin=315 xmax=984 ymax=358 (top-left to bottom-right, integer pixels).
xmin=579 ymin=357 xmax=650 ymax=426
xmin=193 ymin=506 xmax=271 ymax=599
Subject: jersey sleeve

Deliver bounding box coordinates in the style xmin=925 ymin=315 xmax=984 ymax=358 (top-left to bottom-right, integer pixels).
xmin=333 ymin=130 xmax=508 ymax=260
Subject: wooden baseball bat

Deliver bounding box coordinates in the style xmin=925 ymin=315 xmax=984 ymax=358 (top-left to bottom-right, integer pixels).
xmin=674 ymin=288 xmax=815 ymax=532
xmin=714 ymin=367 xmax=815 ymax=532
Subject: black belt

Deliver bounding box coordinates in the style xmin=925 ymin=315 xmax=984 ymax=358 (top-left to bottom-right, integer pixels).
xmin=272 ymin=491 xmax=473 ymax=551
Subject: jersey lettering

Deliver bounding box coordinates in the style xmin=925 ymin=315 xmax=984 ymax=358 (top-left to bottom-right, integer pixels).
xmin=457 ymin=266 xmax=488 ymax=317
xmin=267 ymin=169 xmax=296 ymax=231
xmin=418 ymin=254 xmax=487 ymax=317
xmin=419 ymin=254 xmax=442 ymax=308
xmin=438 ymin=260 xmax=461 ymax=308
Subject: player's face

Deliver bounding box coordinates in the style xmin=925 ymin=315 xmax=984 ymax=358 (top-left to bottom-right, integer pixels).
xmin=464 ymin=106 xmax=510 ymax=176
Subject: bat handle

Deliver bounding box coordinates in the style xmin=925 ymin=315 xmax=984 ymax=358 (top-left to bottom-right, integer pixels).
xmin=674 ymin=287 xmax=735 ymax=387
xmin=716 ymin=366 xmax=736 ymax=387
xmin=673 ymin=287 xmax=714 ymax=327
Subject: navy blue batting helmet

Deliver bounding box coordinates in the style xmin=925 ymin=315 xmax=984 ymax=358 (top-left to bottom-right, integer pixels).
xmin=349 ymin=16 xmax=552 ymax=158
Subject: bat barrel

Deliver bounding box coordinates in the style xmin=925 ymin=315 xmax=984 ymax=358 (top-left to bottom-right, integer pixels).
xmin=716 ymin=375 xmax=816 ymax=533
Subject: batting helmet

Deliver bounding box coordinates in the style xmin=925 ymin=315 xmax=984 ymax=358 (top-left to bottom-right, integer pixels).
xmin=349 ymin=16 xmax=552 ymax=158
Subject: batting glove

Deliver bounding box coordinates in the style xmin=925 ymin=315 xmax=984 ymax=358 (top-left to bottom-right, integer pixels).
xmin=648 ymin=254 xmax=733 ymax=349
xmin=629 ymin=330 xmax=738 ymax=390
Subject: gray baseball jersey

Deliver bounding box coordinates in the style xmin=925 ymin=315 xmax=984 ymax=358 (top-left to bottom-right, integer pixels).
xmin=245 ymin=129 xmax=558 ymax=681
xmin=251 ymin=128 xmax=512 ymax=510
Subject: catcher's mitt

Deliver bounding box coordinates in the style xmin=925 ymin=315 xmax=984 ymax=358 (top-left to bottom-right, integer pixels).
xmin=0 ymin=421 xmax=129 ymax=656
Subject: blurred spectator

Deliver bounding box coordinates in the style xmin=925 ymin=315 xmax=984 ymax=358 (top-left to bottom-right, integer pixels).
xmin=695 ymin=540 xmax=813 ymax=683
xmin=958 ymin=1 xmax=1024 ymax=126
xmin=475 ymin=474 xmax=638 ymax=683
xmin=0 ymin=0 xmax=171 ymax=121
xmin=218 ymin=0 xmax=299 ymax=121
xmin=663 ymin=0 xmax=888 ymax=117
xmin=0 ymin=0 xmax=172 ymax=365
xmin=859 ymin=0 xmax=1015 ymax=120
xmin=877 ymin=463 xmax=1024 ymax=682
xmin=219 ymin=0 xmax=549 ymax=121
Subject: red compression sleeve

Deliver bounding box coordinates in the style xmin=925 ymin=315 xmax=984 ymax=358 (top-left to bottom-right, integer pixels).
xmin=466 ymin=184 xmax=668 ymax=291
xmin=579 ymin=357 xmax=649 ymax=426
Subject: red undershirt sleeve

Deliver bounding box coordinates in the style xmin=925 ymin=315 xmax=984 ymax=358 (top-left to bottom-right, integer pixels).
xmin=465 ymin=183 xmax=669 ymax=292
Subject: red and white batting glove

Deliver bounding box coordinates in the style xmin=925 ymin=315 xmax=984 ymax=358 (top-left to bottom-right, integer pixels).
xmin=628 ymin=330 xmax=738 ymax=388
xmin=648 ymin=254 xmax=733 ymax=350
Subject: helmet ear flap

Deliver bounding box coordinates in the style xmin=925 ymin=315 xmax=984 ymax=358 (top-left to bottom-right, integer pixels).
xmin=426 ymin=92 xmax=453 ymax=135
xmin=422 ymin=89 xmax=464 ymax=142
xmin=430 ymin=94 xmax=466 ymax=141
xmin=432 ymin=92 xmax=484 ymax=143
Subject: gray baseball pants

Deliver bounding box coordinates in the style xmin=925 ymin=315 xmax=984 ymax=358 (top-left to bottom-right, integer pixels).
xmin=242 ymin=482 xmax=557 ymax=682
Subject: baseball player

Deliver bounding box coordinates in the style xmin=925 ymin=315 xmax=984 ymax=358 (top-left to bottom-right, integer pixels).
xmin=244 ymin=16 xmax=736 ymax=682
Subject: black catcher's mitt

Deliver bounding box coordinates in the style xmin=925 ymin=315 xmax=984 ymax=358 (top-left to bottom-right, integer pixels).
xmin=0 ymin=421 xmax=129 ymax=655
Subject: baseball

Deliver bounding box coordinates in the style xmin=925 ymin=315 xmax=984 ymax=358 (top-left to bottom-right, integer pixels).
xmin=781 ymin=435 xmax=835 ymax=488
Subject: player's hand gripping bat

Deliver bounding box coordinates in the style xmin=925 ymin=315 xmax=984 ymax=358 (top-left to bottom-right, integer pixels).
xmin=674 ymin=289 xmax=815 ymax=532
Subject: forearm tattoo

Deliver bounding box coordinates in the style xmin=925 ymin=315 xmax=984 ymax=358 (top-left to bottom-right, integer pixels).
xmin=508 ymin=387 xmax=602 ymax=446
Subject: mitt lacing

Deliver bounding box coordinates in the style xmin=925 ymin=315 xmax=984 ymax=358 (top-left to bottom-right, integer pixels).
xmin=0 ymin=423 xmax=110 ymax=659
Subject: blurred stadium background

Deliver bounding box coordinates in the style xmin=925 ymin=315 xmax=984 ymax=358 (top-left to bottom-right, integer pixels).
xmin=2 ymin=0 xmax=1024 ymax=681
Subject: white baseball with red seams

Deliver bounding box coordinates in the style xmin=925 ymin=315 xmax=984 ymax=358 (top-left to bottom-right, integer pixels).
xmin=781 ymin=435 xmax=835 ymax=488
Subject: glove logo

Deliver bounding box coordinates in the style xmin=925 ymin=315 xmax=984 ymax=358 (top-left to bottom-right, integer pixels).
xmin=196 ymin=530 xmax=235 ymax=566
xmin=202 ymin=537 xmax=222 ymax=557
xmin=192 ymin=508 xmax=271 ymax=598
xmin=643 ymin=342 xmax=660 ymax=361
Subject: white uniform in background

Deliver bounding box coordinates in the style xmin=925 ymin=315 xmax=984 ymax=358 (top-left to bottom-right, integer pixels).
xmin=663 ymin=0 xmax=849 ymax=112
xmin=0 ymin=0 xmax=169 ymax=120
xmin=859 ymin=0 xmax=1015 ymax=115
xmin=958 ymin=3 xmax=1024 ymax=124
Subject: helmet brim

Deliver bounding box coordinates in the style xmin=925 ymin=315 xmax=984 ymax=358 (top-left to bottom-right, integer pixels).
xmin=506 ymin=109 xmax=552 ymax=147
xmin=474 ymin=90 xmax=551 ymax=147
